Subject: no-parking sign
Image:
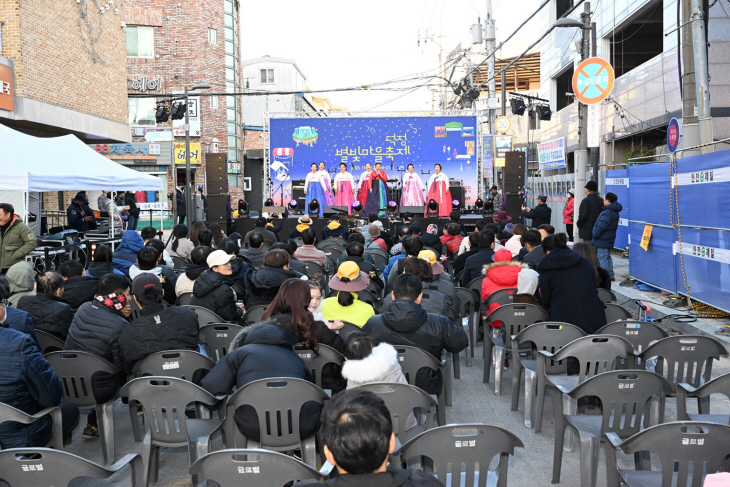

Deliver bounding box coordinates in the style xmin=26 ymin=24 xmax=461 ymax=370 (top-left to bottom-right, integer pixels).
xmin=572 ymin=57 xmax=615 ymax=105
xmin=667 ymin=118 xmax=680 ymax=153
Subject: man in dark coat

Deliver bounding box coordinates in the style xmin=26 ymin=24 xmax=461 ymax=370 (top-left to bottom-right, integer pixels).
xmin=60 ymin=259 xmax=98 ymax=311
xmin=521 ymin=229 xmax=546 ymax=270
xmin=461 ymin=230 xmax=496 ymax=286
xmin=522 ymin=195 xmax=552 ymax=228
xmin=192 ymin=250 xmax=244 ymax=323
xmin=576 ymin=180 xmax=604 ymax=243
xmin=243 ymin=250 xmax=304 ymax=309
xmin=335 ymin=242 xmax=384 ymax=290
xmin=363 ymin=274 xmax=468 ymax=396
xmin=454 ymin=232 xmax=479 ymax=277
xmin=117 ymin=274 xmax=199 ymax=374
xmin=17 ymin=271 xmax=75 ymax=340
xmin=217 ymin=238 xmax=249 ymax=291
xmin=322 ymin=214 xmax=349 ymax=240
xmin=272 ymin=240 xmax=307 ymax=274
xmin=238 ymin=232 xmax=267 ymax=270
xmin=244 ymin=217 xmax=277 ymax=249
xmin=174 ymin=184 xmax=186 ymax=226
xmin=592 ymin=192 xmax=623 ymax=280
xmin=0 ymin=284 xmax=79 ymax=449
xmin=67 ymin=192 xmax=92 ymax=233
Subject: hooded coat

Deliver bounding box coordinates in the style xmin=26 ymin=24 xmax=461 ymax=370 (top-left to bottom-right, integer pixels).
xmin=243 ymin=266 xmax=304 ymax=309
xmin=17 ymin=293 xmax=75 ymax=340
xmin=61 ymin=275 xmax=99 ymax=310
xmin=175 ymin=263 xmax=208 ymax=296
xmin=6 ymin=261 xmax=36 ymax=307
xmin=191 ymin=270 xmax=243 ymax=323
xmin=592 ymin=201 xmax=623 ymax=249
xmin=563 ymin=197 xmax=574 ymax=224
xmin=576 ymin=192 xmax=604 ymax=241
xmin=85 ymin=261 xmax=124 ymax=278
xmin=0 ymin=215 xmax=37 ymax=272
xmin=129 ymin=264 xmax=178 ymax=305
xmin=322 ymin=221 xmax=349 ymax=240
xmin=538 ymin=247 xmax=607 ymax=334
xmin=363 ymin=300 xmax=468 ymax=395
xmin=481 ymin=260 xmax=530 ymax=303
xmin=199 ymin=324 xmax=320 ymax=442
xmin=298 ymin=469 xmax=444 ymax=487
xmin=112 ymin=231 xmax=145 ymax=275
xmin=2 ymin=306 xmax=40 ymax=349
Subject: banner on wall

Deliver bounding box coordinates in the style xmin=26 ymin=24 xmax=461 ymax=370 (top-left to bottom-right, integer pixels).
xmin=537 ymin=137 xmax=566 ymax=171
xmin=482 ymin=134 xmax=494 ymax=175
xmin=269 ymin=116 xmax=479 ymax=205
xmin=494 ymin=135 xmax=513 ymax=167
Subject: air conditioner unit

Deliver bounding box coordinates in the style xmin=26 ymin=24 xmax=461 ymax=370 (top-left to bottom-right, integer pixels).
xmin=132 ymin=127 xmax=146 ymax=136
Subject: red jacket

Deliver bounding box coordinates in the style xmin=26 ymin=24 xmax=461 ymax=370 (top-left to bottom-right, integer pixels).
xmin=481 ymin=261 xmax=530 ymax=326
xmin=563 ymin=198 xmax=574 ymax=224
xmin=439 ymin=234 xmax=464 ymax=256
xmin=371 ymin=238 xmax=387 ymax=252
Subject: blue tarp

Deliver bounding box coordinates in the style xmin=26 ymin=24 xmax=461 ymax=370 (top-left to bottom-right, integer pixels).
xmin=629 ymin=222 xmax=677 ymax=294
xmin=606 ymin=169 xmax=630 ymax=250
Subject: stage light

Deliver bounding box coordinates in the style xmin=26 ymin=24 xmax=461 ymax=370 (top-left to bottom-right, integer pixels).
xmin=287 ymin=199 xmax=301 ymax=215
xmin=351 ymin=201 xmax=363 ymax=216
xmin=386 ymin=201 xmax=398 ymax=216
xmin=308 ymin=199 xmax=320 ymax=217
xmin=475 ymin=198 xmax=484 ymax=209
xmin=264 ymin=198 xmax=274 ymax=207
xmin=510 ymin=97 xmax=526 ymax=116
xmin=452 ymin=199 xmax=461 ymax=211
xmin=427 ymin=199 xmax=439 ymax=217
xmin=536 ymin=104 xmax=552 ymax=121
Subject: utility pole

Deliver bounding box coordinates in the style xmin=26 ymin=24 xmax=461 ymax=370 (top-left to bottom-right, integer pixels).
xmin=184 ymin=86 xmax=193 ymax=230
xmin=485 ymin=0 xmax=497 ymax=189
xmin=573 ymin=1 xmax=591 ymax=242
xmin=691 ymin=0 xmax=713 ymax=153
xmin=680 ymin=0 xmax=700 ymax=156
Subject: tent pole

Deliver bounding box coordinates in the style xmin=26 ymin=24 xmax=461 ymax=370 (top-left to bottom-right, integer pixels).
xmin=24 ymin=191 xmax=29 ymax=226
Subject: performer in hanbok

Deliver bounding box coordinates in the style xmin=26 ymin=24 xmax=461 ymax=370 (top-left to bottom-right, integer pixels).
xmin=334 ymin=163 xmax=356 ymax=214
xmin=400 ymin=163 xmax=426 ymax=207
xmin=364 ymin=162 xmax=390 ymax=217
xmin=318 ymin=162 xmax=334 ymax=206
xmin=357 ymin=163 xmax=372 ymax=207
xmin=425 ymin=163 xmax=452 ymax=217
xmin=305 ymin=163 xmax=326 ymax=217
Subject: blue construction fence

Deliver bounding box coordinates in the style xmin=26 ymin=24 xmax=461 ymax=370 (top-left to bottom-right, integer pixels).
xmin=606 ymin=150 xmax=730 ymax=312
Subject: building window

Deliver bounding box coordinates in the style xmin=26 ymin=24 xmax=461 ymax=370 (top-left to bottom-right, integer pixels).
xmin=554 ymin=66 xmax=574 ymax=112
xmin=555 ymin=0 xmax=574 ymax=20
xmin=128 ymin=98 xmax=157 ymax=126
xmin=228 ymin=175 xmax=239 ymax=189
xmin=208 ymin=28 xmax=217 ymax=43
xmin=610 ymin=1 xmax=664 ymax=78
xmin=228 ymin=149 xmax=238 ymax=162
xmin=126 ymin=26 xmax=154 ymax=58
xmin=260 ymin=68 xmax=275 ymax=84
xmin=227 ymin=108 xmax=236 ymax=122
xmin=210 ymin=95 xmax=219 ymax=109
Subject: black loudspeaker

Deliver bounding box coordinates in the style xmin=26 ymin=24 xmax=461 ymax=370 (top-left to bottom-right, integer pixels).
xmin=450 ymin=186 xmax=464 ymax=208
xmin=206 ymin=153 xmax=227 ymax=194
xmin=207 ymin=194 xmax=228 ymax=224
xmin=399 ymin=206 xmax=423 ymax=215
xmin=323 ymin=206 xmax=348 ymax=217
xmin=292 ymin=181 xmax=306 ymax=206
xmin=504 ymin=151 xmax=526 ymax=193
xmin=504 ymin=194 xmax=524 ymax=224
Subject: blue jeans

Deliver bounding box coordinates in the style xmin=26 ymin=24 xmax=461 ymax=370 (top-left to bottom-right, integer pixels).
xmin=127 ymin=215 xmax=138 ymax=231
xmin=597 ymin=247 xmax=613 ymax=279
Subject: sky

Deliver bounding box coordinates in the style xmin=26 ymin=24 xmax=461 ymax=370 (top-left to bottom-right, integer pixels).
xmin=240 ymin=0 xmax=543 ymax=113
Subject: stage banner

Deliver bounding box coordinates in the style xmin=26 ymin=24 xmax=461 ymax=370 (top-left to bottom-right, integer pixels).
xmin=270 ymin=116 xmax=478 ymax=206
xmin=482 ymin=134 xmax=494 ymax=175
xmin=537 ymin=137 xmax=566 ymax=171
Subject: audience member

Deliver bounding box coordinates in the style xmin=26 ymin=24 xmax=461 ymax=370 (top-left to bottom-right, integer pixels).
xmin=17 ymin=271 xmax=74 ymax=340
xmin=244 ymin=249 xmax=304 ymax=309
xmin=384 ymin=258 xmax=447 ymax=315
xmin=6 ymin=261 xmax=35 ymax=306
xmin=0 ymin=275 xmax=40 ymax=347
xmin=112 ymin=230 xmax=145 ymax=275
xmin=322 ymin=262 xmax=375 ymax=328
xmin=189 ymin=220 xmax=208 ymax=247
xmin=294 ymin=228 xmax=327 ymax=268
xmin=308 ymin=281 xmax=325 ymax=321
xmin=239 ymin=232 xmax=267 ymax=270
xmin=289 ymin=215 xmax=314 ymax=240
xmin=481 ymin=249 xmax=530 ymax=321
xmin=416 ymin=250 xmax=459 ymax=310
xmin=86 ymin=245 xmax=124 ymax=278
xmin=573 ymin=242 xmax=611 ymax=290
xmin=368 ymin=225 xmax=387 ymax=252
xmin=513 ymin=268 xmax=542 ymax=307
xmin=207 ymin=222 xmax=226 ymax=247
xmin=457 ymin=218 xmax=489 ymax=255
xmin=443 ymin=211 xmax=467 ymax=236
xmin=129 ymin=246 xmax=176 ymax=305
xmin=439 ymin=223 xmax=463 ymax=257
xmin=192 ymin=250 xmax=244 ymax=323
xmin=60 ymin=259 xmax=98 ymax=310
xmin=538 ymin=233 xmax=607 ymax=334
xmin=538 ymin=224 xmax=555 ymax=240
xmin=374 ymin=220 xmax=394 ymax=250
xmin=322 ymin=213 xmax=349 ymax=240
xmin=337 ymin=241 xmax=383 ymax=290
xmin=166 ymin=224 xmax=194 ymax=261
xmin=264 ymin=212 xmax=284 ymax=241
xmin=175 ymin=246 xmax=214 ymax=297
xmin=338 ymin=232 xmax=375 ymax=266
xmin=389 ymin=224 xmax=412 ymax=256
xmin=504 ymin=223 xmax=526 ymax=257
xmin=363 ymin=274 xmax=468 ymax=396
xmin=386 ymin=236 xmax=423 ymax=287
xmin=217 ymin=238 xmax=249 ymax=291
xmin=576 ymin=180 xmax=604 ymax=244
xmin=461 ymin=230 xmax=495 ymax=286
xmin=409 ymin=219 xmax=422 ymax=237
xmin=454 ymin=232 xmax=479 ymax=277
xmin=0 ymin=203 xmax=37 ymax=273
xmin=140 ymin=226 xmax=174 ymax=267
xmin=244 ymin=217 xmax=277 ymax=249
xmin=521 ymin=230 xmax=546 ymax=270
xmin=197 ymin=228 xmax=214 ymax=248
xmin=273 ymin=239 xmax=308 ymax=274
xmin=591 ymin=192 xmax=622 ymax=280
xmin=522 ymin=195 xmax=552 ymax=227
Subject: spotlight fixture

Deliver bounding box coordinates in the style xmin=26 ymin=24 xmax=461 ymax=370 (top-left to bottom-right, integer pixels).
xmin=452 ymin=199 xmax=462 ymax=211
xmin=308 ymin=199 xmax=320 ymax=217
xmin=264 ymin=198 xmax=275 ymax=207
xmin=536 ymin=104 xmax=552 ymax=121
xmin=287 ymin=199 xmax=301 ymax=215
xmin=426 ymin=199 xmax=439 ymax=217
xmin=510 ymin=98 xmax=526 ymax=116
xmin=351 ymin=201 xmax=363 ymax=216
xmin=154 ymin=104 xmax=170 ymax=123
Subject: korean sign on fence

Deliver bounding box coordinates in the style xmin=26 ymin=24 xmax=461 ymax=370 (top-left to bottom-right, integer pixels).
xmin=537 ymin=137 xmax=566 ymax=171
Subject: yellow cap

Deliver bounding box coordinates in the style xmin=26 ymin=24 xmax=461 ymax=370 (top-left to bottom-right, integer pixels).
xmin=418 ymin=249 xmax=438 ymax=266
xmin=337 ymin=261 xmax=361 ymax=281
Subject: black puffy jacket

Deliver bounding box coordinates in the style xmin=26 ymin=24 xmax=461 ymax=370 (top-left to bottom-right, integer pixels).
xmin=576 ymin=193 xmax=604 ymax=241
xmin=117 ymin=303 xmax=200 ymax=374
xmin=17 ymin=294 xmax=75 ymax=340
xmin=243 ymin=266 xmax=304 ymax=309
xmin=62 ymin=276 xmax=99 ymax=310
xmin=229 ymin=257 xmax=249 ymax=291
xmin=64 ymin=300 xmax=129 ymax=368
xmin=523 ymin=203 xmax=552 ymax=228
xmin=363 ymin=300 xmax=468 ymax=395
xmin=0 ymin=327 xmax=63 ymax=449
xmin=191 ymin=270 xmax=243 ymax=323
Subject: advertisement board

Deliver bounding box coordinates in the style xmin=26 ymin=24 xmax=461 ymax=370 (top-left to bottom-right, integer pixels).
xmin=537 ymin=137 xmax=566 ymax=171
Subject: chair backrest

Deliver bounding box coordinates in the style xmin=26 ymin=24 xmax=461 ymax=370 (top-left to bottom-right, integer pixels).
xmin=369 ymin=249 xmax=390 ymax=270
xmin=242 ymin=305 xmax=268 ymax=325
xmin=569 ymin=370 xmax=672 ymax=439
xmin=485 ymin=288 xmax=518 ymax=307
xmin=547 ymin=335 xmax=634 ymax=383
xmin=638 ymin=335 xmax=728 ymax=392
xmin=0 ymin=403 xmax=61 ymax=451
xmin=356 ymin=289 xmax=378 ymax=307
xmin=604 ymin=303 xmax=632 ymax=323
xmin=316 ymin=240 xmax=345 ymax=253
xmin=131 ymin=350 xmax=215 ymax=382
xmin=189 ymin=449 xmax=323 ymax=487
xmin=454 ymin=270 xmax=464 ymax=287
xmin=231 ymin=282 xmax=246 ymax=299
xmin=393 ymin=346 xmax=442 ymax=390
xmin=171 ymin=256 xmax=189 ymax=269
xmin=304 ymin=262 xmax=326 ymax=285
xmin=332 ymin=321 xmax=363 ymax=337
xmin=120 ymin=377 xmax=221 ymax=446
xmin=597 ymin=287 xmax=617 ymax=303
xmin=175 ymin=292 xmax=194 ymax=306
xmin=677 ymin=371 xmax=730 ymax=421
xmin=323 ymin=251 xmax=338 ymax=272
xmin=35 ymin=330 xmax=65 ymax=354
xmin=44 ymin=351 xmax=120 ymax=409
xmin=199 ymin=323 xmax=245 ymax=361
xmin=455 ymin=287 xmax=479 ymax=318
xmin=398 ymin=424 xmax=524 ymax=487
xmin=225 ymin=378 xmax=329 ymax=450
xmin=486 ymin=304 xmax=550 ymax=351
xmin=423 ymin=247 xmax=441 ymax=259
xmin=614 ymin=422 xmax=730 ymax=487
xmin=183 ymin=305 xmax=228 ymax=326
xmin=597 ymin=320 xmax=669 ymax=353
xmin=293 ymin=343 xmax=344 ymax=390
xmin=465 ymin=276 xmax=486 ymax=298
xmin=513 ymin=322 xmax=586 ymax=375
xmin=0 ymin=448 xmax=144 ymax=487
xmin=356 ymin=382 xmax=437 ymax=446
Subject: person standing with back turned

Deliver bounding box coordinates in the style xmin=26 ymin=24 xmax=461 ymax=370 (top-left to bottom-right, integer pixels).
xmin=576 ymin=180 xmax=603 ymax=243
xmin=591 ymin=192 xmax=622 ymax=281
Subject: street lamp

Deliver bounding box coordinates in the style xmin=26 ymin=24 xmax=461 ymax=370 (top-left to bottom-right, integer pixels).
xmin=185 ymin=83 xmax=211 ymax=229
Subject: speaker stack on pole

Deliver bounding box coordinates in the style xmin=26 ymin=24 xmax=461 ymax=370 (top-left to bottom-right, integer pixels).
xmin=503 ymin=151 xmax=526 ymax=224
xmin=205 ymin=153 xmax=228 ymax=226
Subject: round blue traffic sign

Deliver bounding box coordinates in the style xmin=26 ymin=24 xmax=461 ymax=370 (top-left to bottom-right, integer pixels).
xmin=667 ymin=118 xmax=680 ymax=153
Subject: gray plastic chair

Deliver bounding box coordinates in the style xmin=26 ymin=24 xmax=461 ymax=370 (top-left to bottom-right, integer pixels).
xmin=597 ymin=320 xmax=669 ymax=368
xmin=465 ymin=275 xmax=486 ymax=297
xmin=293 ymin=343 xmax=344 ymax=392
xmin=369 ymin=248 xmax=390 ymax=271
xmin=332 ymin=321 xmax=364 ymax=337
xmin=396 ymin=424 xmax=524 ymax=487
xmin=596 ymin=287 xmax=617 ymax=303
xmin=222 ymin=378 xmax=329 ymax=467
xmin=175 ymin=292 xmax=194 ymax=306
xmin=189 ymin=449 xmax=324 ymax=487
xmin=393 ymin=345 xmax=448 ymax=426
xmin=0 ymin=403 xmax=63 ymax=451
xmin=483 ymin=304 xmax=550 ymax=395
xmin=199 ymin=323 xmax=245 ymax=361
xmin=534 ymin=335 xmax=634 ymax=434
xmin=455 ymin=287 xmax=479 ymax=364
xmin=171 ymin=256 xmax=190 ymax=269
xmin=120 ymin=377 xmax=224 ymax=487
xmin=316 ymin=240 xmax=346 ymax=253
xmin=605 ymin=421 xmax=730 ymax=487
xmin=35 ymin=330 xmax=65 ymax=354
xmin=639 ymin=335 xmax=728 ymax=413
xmin=509 ymin=322 xmax=586 ymax=428
xmin=44 ymin=351 xmax=120 ymax=465
xmin=485 ymin=288 xmax=518 ymax=308
xmin=447 ymin=306 xmax=462 ymax=379
xmin=603 ymin=303 xmax=632 ymax=323
xmin=0 ymin=448 xmax=144 ymax=486
xmin=241 ymin=305 xmax=268 ymax=325
xmin=356 ymin=382 xmax=437 ymax=448
xmin=304 ymin=262 xmax=327 ymax=286
xmin=131 ymin=350 xmax=215 ymax=382
xmin=552 ymin=371 xmax=672 ymax=487
xmin=677 ymin=371 xmax=730 ymax=424
xmin=183 ymin=305 xmax=228 ymax=326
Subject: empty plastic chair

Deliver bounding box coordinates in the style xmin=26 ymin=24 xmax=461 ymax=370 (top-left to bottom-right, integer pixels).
xmin=509 ymin=322 xmax=586 ymax=428
xmin=677 ymin=371 xmax=730 ymax=424
xmin=0 ymin=448 xmax=144 ymax=486
xmin=396 ymin=424 xmax=524 ymax=487
xmin=393 ymin=346 xmax=448 ymax=426
xmin=171 ymin=256 xmax=190 ymax=269
xmin=189 ymin=448 xmax=324 ymax=487
xmin=605 ymin=422 xmax=730 ymax=487
xmin=597 ymin=320 xmax=669 ymax=368
xmin=369 ymin=249 xmax=390 ymax=271
xmin=34 ymin=330 xmax=65 ymax=354
xmin=552 ymin=370 xmax=672 ymax=487
xmin=0 ymin=402 xmax=63 ymax=451
xmin=455 ymin=287 xmax=479 ymax=364
xmin=241 ymin=305 xmax=268 ymax=325
xmin=199 ymin=323 xmax=244 ymax=361
xmin=603 ymin=303 xmax=632 ymax=323
xmin=294 ymin=343 xmax=344 ymax=392
xmin=183 ymin=305 xmax=228 ymax=326
xmin=131 ymin=350 xmax=215 ymax=382
xmin=465 ymin=276 xmax=486 ymax=298
xmin=304 ymin=262 xmax=327 ymax=286
xmin=596 ymin=287 xmax=617 ymax=303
